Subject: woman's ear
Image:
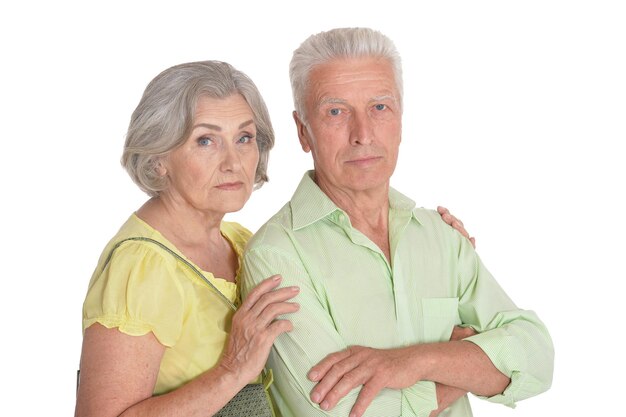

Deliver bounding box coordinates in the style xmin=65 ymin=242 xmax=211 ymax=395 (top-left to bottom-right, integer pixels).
xmin=155 ymin=158 xmax=167 ymax=176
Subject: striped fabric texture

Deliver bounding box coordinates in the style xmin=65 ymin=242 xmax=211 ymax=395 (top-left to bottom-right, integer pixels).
xmin=242 ymin=171 xmax=553 ymax=417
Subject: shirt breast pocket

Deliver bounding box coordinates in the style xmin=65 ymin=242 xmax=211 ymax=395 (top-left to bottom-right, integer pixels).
xmin=421 ymin=297 xmax=461 ymax=343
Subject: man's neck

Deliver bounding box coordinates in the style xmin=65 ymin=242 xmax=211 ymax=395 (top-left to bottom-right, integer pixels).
xmin=315 ymin=176 xmax=391 ymax=262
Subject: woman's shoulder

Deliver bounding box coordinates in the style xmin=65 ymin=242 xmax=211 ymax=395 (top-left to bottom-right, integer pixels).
xmin=220 ymin=221 xmax=253 ymax=248
xmin=91 ymin=214 xmax=178 ymax=278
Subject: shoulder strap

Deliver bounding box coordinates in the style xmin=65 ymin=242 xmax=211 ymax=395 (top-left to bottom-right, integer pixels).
xmin=102 ymin=236 xmax=237 ymax=311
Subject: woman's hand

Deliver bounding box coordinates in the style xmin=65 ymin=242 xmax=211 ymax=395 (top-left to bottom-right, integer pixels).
xmin=219 ymin=275 xmax=299 ymax=383
xmin=437 ymin=206 xmax=476 ymax=248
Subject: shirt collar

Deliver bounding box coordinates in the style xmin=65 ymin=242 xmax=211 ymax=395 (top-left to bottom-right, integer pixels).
xmin=290 ymin=171 xmax=339 ymax=230
xmin=290 ymin=171 xmax=422 ymax=230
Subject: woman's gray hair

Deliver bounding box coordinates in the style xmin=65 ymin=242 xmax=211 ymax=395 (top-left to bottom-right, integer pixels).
xmin=289 ymin=27 xmax=403 ymax=122
xmin=122 ymin=60 xmax=274 ymax=197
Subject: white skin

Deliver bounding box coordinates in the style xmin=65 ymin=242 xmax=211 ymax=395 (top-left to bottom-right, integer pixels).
xmin=75 ymin=94 xmax=300 ymax=417
xmin=293 ymin=57 xmax=507 ymax=417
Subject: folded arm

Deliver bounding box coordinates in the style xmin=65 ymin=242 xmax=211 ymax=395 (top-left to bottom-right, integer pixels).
xmin=242 ymin=248 xmax=428 ymax=417
xmin=308 ymin=338 xmax=509 ymax=417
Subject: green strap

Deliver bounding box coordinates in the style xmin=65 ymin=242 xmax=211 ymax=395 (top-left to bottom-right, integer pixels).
xmin=102 ymin=236 xmax=237 ymax=311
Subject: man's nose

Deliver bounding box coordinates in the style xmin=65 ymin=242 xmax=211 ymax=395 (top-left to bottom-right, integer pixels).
xmin=349 ymin=112 xmax=373 ymax=145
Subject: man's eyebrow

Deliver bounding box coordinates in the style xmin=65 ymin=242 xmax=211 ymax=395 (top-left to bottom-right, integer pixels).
xmin=318 ymin=97 xmax=347 ymax=106
xmin=371 ymin=95 xmax=398 ymax=103
xmin=192 ymin=119 xmax=255 ymax=131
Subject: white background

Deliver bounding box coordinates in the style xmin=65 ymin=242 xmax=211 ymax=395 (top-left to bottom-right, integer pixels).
xmin=1 ymin=1 xmax=624 ymax=415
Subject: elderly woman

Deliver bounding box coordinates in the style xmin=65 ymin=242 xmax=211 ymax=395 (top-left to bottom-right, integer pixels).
xmin=75 ymin=61 xmax=299 ymax=416
xmin=75 ymin=60 xmax=473 ymax=417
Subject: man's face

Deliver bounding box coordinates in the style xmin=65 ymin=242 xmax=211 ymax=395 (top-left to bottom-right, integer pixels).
xmin=295 ymin=56 xmax=402 ymax=195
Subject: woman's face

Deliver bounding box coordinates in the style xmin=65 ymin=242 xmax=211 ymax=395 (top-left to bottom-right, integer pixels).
xmin=159 ymin=94 xmax=260 ymax=215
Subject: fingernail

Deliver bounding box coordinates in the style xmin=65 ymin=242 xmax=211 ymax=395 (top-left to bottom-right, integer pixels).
xmin=308 ymin=371 xmax=318 ymax=381
xmin=273 ymin=275 xmax=281 ymax=281
xmin=311 ymin=392 xmax=320 ymax=402
xmin=291 ymin=286 xmax=300 ymax=292
xmin=320 ymin=401 xmax=329 ymax=410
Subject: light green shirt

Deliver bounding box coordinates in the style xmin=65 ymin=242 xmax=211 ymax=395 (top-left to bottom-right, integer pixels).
xmin=242 ymin=172 xmax=553 ymax=417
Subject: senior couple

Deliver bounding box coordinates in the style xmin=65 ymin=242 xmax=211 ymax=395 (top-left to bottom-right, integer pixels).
xmin=75 ymin=28 xmax=553 ymax=417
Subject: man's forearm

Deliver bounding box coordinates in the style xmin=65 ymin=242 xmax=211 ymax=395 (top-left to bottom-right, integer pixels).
xmin=412 ymin=340 xmax=510 ymax=397
xmin=308 ymin=339 xmax=510 ymax=415
xmin=429 ymin=383 xmax=467 ymax=417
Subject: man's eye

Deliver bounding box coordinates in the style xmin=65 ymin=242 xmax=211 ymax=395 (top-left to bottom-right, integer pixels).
xmin=329 ymin=108 xmax=341 ymax=116
xmin=374 ymin=104 xmax=386 ymax=111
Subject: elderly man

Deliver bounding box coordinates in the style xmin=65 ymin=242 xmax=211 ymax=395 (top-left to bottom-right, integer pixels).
xmin=242 ymin=27 xmax=553 ymax=417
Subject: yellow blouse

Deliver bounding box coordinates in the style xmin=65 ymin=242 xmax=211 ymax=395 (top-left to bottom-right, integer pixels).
xmin=82 ymin=214 xmax=252 ymax=395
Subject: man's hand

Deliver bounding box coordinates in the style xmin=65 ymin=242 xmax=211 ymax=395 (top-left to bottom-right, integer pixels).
xmin=437 ymin=206 xmax=476 ymax=248
xmin=449 ymin=325 xmax=476 ymax=341
xmin=429 ymin=384 xmax=468 ymax=417
xmin=308 ymin=345 xmax=421 ymax=417
xmin=307 ymin=326 xmax=479 ymax=417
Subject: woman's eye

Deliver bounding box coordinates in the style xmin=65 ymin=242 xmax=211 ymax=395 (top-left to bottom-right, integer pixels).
xmin=329 ymin=108 xmax=342 ymax=116
xmin=238 ymin=135 xmax=254 ymax=144
xmin=197 ymin=136 xmax=213 ymax=146
xmin=374 ymin=104 xmax=386 ymax=111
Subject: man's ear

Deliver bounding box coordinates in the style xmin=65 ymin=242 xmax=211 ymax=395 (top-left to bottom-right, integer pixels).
xmin=293 ymin=111 xmax=311 ymax=153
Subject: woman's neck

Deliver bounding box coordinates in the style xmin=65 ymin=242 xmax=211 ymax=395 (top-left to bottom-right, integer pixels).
xmin=135 ymin=197 xmax=238 ymax=280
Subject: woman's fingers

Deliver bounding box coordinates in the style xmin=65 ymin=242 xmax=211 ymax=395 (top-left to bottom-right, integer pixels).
xmin=240 ymin=274 xmax=283 ymax=310
xmin=232 ymin=275 xmax=299 ymax=341
xmin=257 ymin=299 xmax=300 ymax=325
xmin=437 ymin=206 xmax=476 ymax=248
xmin=248 ymin=285 xmax=300 ymax=318
xmin=266 ymin=319 xmax=295 ymax=340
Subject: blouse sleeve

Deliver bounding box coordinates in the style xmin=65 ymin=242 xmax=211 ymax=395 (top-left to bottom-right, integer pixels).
xmin=82 ymin=241 xmax=186 ymax=347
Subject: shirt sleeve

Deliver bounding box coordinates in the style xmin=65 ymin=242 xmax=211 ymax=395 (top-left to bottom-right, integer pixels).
xmin=242 ymin=243 xmax=436 ymax=417
xmin=82 ymin=242 xmax=186 ymax=347
xmin=454 ymin=235 xmax=555 ymax=407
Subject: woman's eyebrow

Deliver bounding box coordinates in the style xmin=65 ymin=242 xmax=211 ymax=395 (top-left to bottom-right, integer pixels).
xmin=193 ymin=123 xmax=221 ymax=131
xmin=192 ymin=120 xmax=254 ymax=131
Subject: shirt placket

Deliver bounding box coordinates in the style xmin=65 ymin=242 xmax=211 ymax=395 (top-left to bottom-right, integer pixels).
xmin=389 ymin=209 xmax=418 ymax=345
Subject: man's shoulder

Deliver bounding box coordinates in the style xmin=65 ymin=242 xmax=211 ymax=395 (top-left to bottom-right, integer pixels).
xmin=411 ymin=206 xmax=445 ymax=226
xmin=410 ymin=206 xmax=467 ymax=248
xmin=246 ymin=202 xmax=295 ymax=252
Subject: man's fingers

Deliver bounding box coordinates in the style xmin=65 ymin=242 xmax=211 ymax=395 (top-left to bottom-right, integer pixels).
xmin=309 ymin=351 xmax=358 ymax=404
xmin=350 ymin=381 xmax=384 ymax=417
xmin=318 ymin=368 xmax=369 ymax=411
xmin=308 ymin=349 xmax=352 ymax=382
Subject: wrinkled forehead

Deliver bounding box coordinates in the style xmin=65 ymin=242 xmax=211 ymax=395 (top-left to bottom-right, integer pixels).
xmin=306 ymin=57 xmax=400 ymax=105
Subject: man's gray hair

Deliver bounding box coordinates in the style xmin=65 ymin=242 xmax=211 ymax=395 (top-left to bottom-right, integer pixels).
xmin=122 ymin=60 xmax=274 ymax=197
xmin=289 ymin=27 xmax=403 ymax=121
